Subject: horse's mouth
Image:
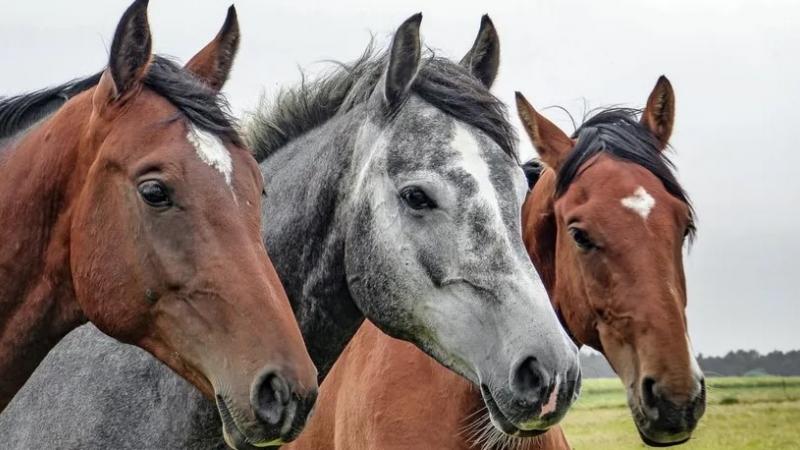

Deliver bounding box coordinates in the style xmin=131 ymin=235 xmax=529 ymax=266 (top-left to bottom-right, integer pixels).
xmin=630 ymin=398 xmax=694 ymax=447
xmin=632 ymin=412 xmax=693 ymax=447
xmin=216 ymin=394 xmax=283 ymax=449
xmin=637 ymin=428 xmax=691 ymax=448
xmin=479 ymin=384 xmax=548 ymax=438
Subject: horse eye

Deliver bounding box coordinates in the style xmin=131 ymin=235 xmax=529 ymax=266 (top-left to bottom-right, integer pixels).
xmin=138 ymin=180 xmax=171 ymax=208
xmin=400 ymin=186 xmax=436 ymax=210
xmin=568 ymin=226 xmax=595 ymax=251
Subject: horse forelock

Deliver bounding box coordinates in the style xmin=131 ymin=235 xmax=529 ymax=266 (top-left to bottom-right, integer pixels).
xmin=555 ymin=108 xmax=696 ymax=241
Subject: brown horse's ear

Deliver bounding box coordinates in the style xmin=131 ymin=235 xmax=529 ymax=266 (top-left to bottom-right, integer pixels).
xmin=515 ymin=92 xmax=574 ymax=171
xmin=107 ymin=0 xmax=152 ymax=98
xmin=459 ymin=15 xmax=500 ymax=88
xmin=641 ymin=75 xmax=675 ymax=151
xmin=185 ymin=5 xmax=240 ymax=92
xmin=384 ymin=13 xmax=422 ymax=107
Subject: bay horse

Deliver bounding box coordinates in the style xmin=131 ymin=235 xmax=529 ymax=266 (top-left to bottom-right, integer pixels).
xmin=0 ymin=2 xmax=318 ymax=448
xmin=0 ymin=13 xmax=580 ymax=449
xmin=284 ymin=77 xmax=706 ymax=449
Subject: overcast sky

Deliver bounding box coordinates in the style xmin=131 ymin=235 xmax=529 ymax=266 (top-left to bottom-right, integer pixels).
xmin=2 ymin=0 xmax=797 ymax=356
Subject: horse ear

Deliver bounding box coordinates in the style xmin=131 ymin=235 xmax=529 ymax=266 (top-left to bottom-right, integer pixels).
xmin=515 ymin=92 xmax=574 ymax=171
xmin=641 ymin=75 xmax=675 ymax=151
xmin=185 ymin=5 xmax=240 ymax=92
xmin=459 ymin=15 xmax=500 ymax=88
xmin=384 ymin=13 xmax=422 ymax=107
xmin=107 ymin=0 xmax=152 ymax=98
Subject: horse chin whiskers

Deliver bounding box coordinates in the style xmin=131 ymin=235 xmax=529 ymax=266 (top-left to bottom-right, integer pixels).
xmin=463 ymin=380 xmax=548 ymax=450
xmin=465 ymin=409 xmax=543 ymax=450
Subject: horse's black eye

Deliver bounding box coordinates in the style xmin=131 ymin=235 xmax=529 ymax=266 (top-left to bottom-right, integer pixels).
xmin=568 ymin=226 xmax=595 ymax=251
xmin=400 ymin=186 xmax=436 ymax=210
xmin=138 ymin=180 xmax=171 ymax=208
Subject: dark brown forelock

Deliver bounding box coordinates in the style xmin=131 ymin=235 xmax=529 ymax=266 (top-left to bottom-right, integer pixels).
xmin=556 ymin=108 xmax=696 ymax=241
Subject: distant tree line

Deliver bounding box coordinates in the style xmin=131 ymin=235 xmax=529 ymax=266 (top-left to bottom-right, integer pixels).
xmin=697 ymin=350 xmax=800 ymax=377
xmin=579 ymin=349 xmax=800 ymax=378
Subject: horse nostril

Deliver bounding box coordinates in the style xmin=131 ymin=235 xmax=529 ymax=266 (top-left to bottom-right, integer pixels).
xmin=251 ymin=370 xmax=291 ymax=426
xmin=511 ymin=356 xmax=549 ymax=405
xmin=642 ymin=376 xmax=658 ymax=408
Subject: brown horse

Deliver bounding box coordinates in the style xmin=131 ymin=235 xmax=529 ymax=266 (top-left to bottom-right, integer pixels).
xmin=0 ymin=1 xmax=317 ymax=447
xmin=286 ymin=76 xmax=705 ymax=449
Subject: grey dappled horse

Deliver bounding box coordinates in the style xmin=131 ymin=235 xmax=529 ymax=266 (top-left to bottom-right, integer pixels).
xmin=0 ymin=15 xmax=580 ymax=448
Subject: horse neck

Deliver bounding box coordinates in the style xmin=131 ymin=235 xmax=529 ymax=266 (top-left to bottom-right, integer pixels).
xmin=0 ymin=94 xmax=95 ymax=409
xmin=259 ymin=112 xmax=368 ymax=381
xmin=522 ymin=171 xmax=596 ymax=352
xmin=522 ymin=170 xmax=558 ymax=294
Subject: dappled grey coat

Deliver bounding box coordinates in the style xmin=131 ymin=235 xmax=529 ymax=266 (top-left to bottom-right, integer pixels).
xmin=0 ymin=324 xmax=225 ymax=449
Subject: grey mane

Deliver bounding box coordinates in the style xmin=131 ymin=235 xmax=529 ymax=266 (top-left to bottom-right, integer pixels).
xmin=247 ymin=45 xmax=517 ymax=162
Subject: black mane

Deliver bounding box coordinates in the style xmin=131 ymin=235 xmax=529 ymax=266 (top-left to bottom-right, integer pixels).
xmin=0 ymin=73 xmax=102 ymax=141
xmin=556 ymin=108 xmax=696 ymax=238
xmin=247 ymin=45 xmax=516 ymax=162
xmin=521 ymin=159 xmax=544 ymax=190
xmin=0 ymin=55 xmax=240 ymax=145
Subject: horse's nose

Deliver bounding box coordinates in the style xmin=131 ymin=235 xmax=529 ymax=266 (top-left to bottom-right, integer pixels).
xmin=641 ymin=375 xmax=705 ymax=430
xmin=250 ymin=367 xmax=318 ymax=441
xmin=642 ymin=376 xmax=659 ymax=411
xmin=251 ymin=369 xmax=292 ymax=426
xmin=510 ymin=356 xmax=550 ymax=407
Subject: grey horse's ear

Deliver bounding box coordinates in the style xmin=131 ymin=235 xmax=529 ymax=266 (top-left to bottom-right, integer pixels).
xmin=108 ymin=0 xmax=152 ymax=98
xmin=385 ymin=13 xmax=422 ymax=107
xmin=460 ymin=15 xmax=500 ymax=88
xmin=185 ymin=5 xmax=240 ymax=92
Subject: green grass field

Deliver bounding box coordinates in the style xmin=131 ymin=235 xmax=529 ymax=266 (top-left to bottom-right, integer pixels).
xmin=561 ymin=377 xmax=800 ymax=450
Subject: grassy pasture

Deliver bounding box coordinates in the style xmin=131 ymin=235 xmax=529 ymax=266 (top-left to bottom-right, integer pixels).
xmin=561 ymin=376 xmax=800 ymax=450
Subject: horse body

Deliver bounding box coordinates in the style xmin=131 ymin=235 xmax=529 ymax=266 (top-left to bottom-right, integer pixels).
xmin=284 ymin=321 xmax=572 ymax=450
xmin=0 ymin=14 xmax=581 ymax=449
xmin=0 ymin=325 xmax=226 ymax=450
xmin=286 ymin=79 xmax=706 ymax=449
xmin=0 ymin=2 xmax=318 ymax=447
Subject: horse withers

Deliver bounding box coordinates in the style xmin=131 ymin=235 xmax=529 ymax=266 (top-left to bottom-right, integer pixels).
xmin=0 ymin=2 xmax=317 ymax=447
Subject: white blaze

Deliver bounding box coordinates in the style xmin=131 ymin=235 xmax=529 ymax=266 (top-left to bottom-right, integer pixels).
xmin=621 ymin=186 xmax=655 ymax=219
xmin=686 ymin=334 xmax=704 ymax=397
xmin=452 ymin=124 xmax=506 ymax=234
xmin=187 ymin=125 xmax=233 ymax=187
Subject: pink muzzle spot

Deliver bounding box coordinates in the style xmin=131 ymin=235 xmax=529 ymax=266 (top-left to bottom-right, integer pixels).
xmin=539 ymin=376 xmax=560 ymax=417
